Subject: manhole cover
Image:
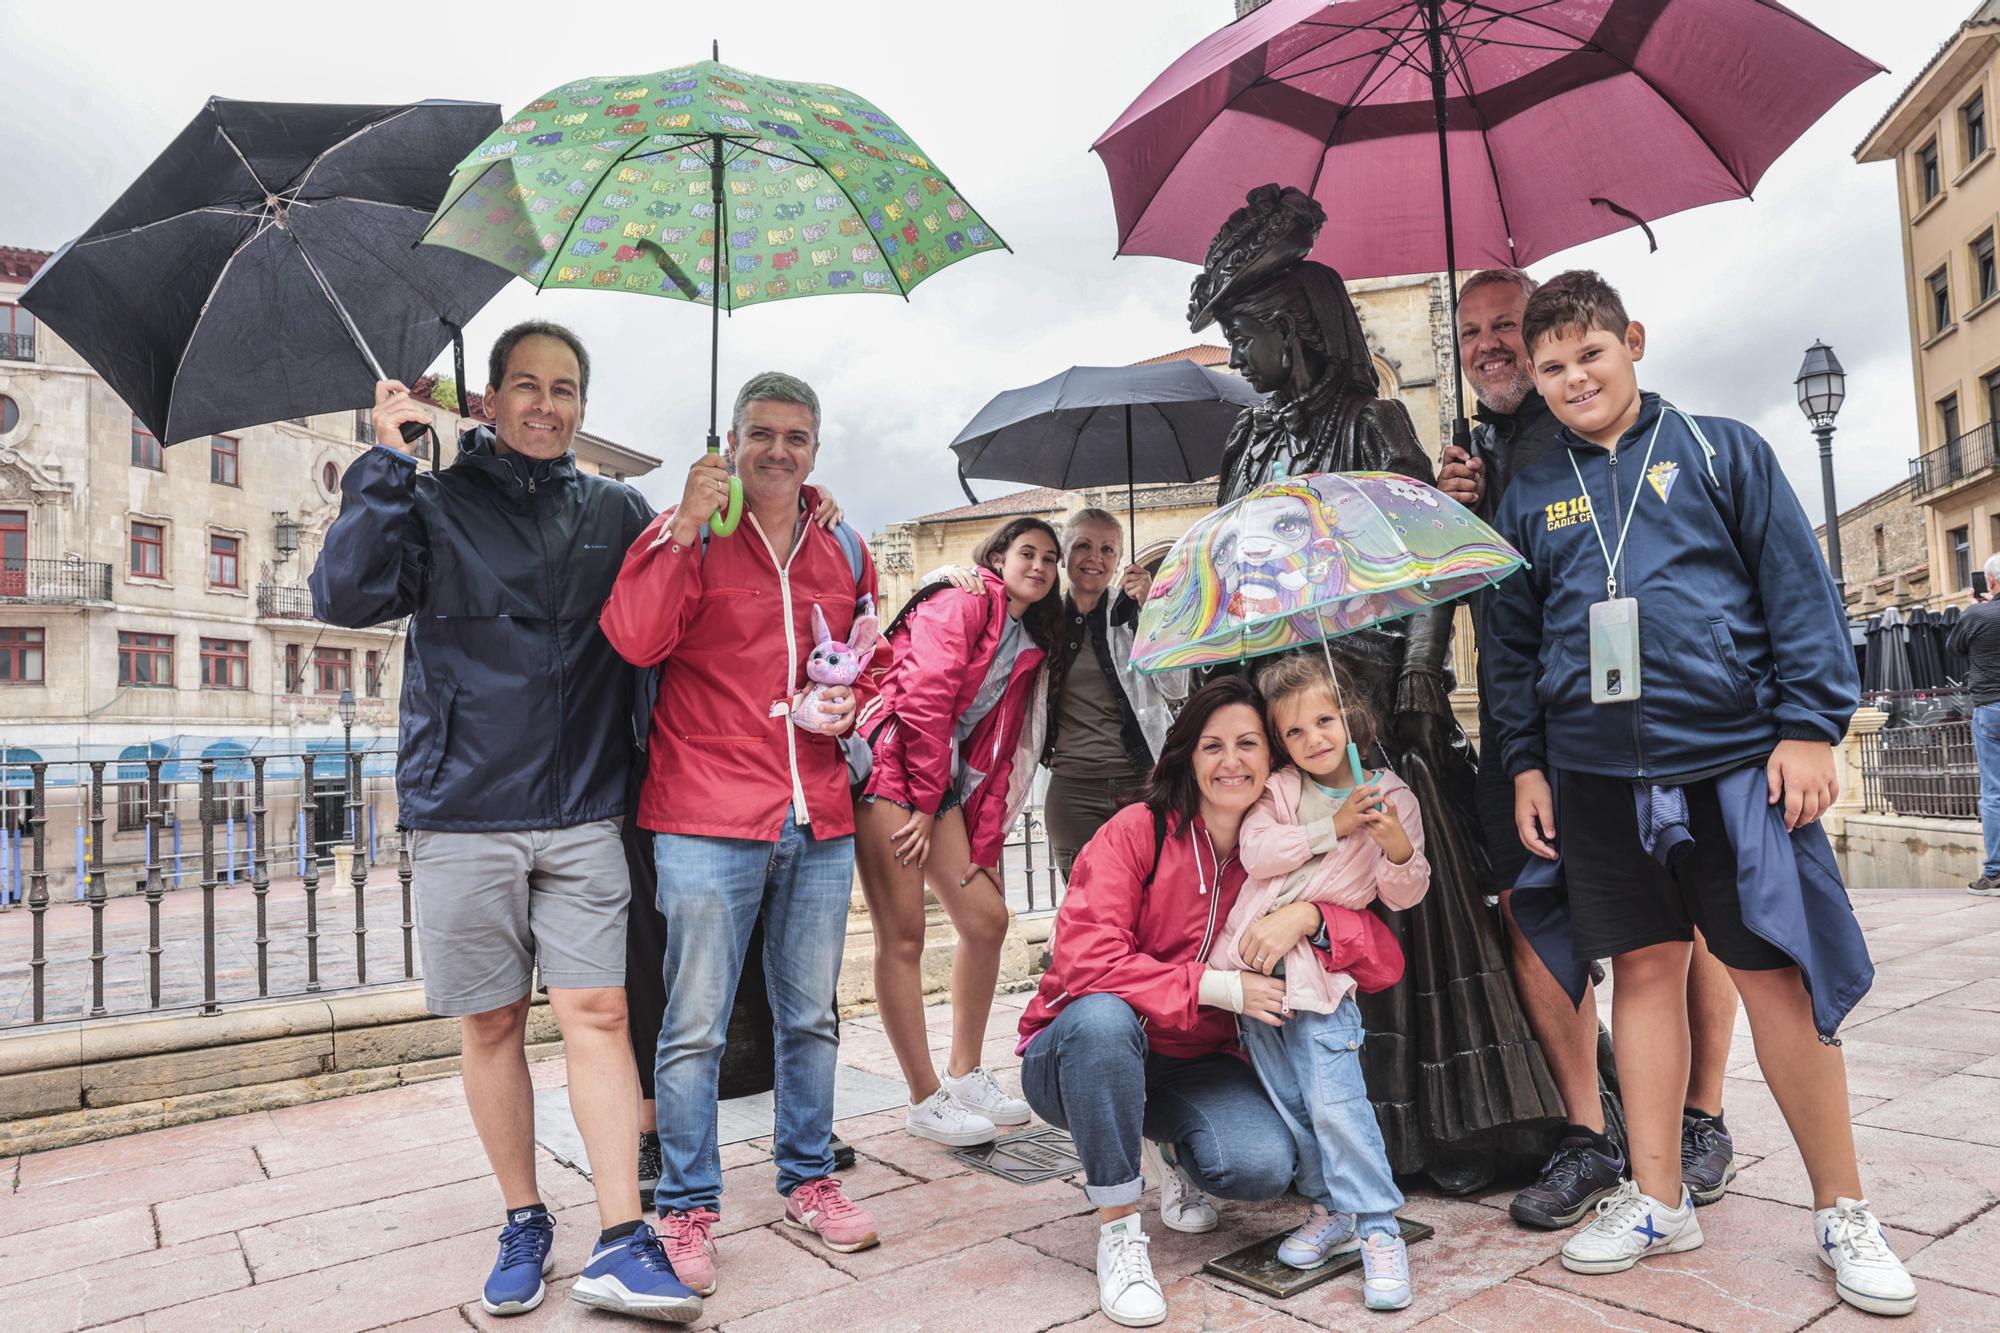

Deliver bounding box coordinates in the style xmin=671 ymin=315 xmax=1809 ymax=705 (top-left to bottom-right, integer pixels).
xmin=1205 ymin=1217 xmax=1435 ymax=1298
xmin=951 ymin=1126 xmax=1084 ymax=1184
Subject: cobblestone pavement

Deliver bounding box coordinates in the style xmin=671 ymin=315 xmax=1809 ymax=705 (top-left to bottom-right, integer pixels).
xmin=0 ymin=888 xmax=1995 ymax=1331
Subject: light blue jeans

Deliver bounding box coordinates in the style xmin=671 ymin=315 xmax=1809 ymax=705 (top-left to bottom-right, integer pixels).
xmin=652 ymin=812 xmax=854 ymax=1213
xmin=1239 ymin=997 xmax=1403 ymax=1239
xmin=1976 ymin=703 xmax=2000 ymax=878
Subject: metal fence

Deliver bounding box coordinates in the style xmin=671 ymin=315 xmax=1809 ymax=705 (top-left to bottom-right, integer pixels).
xmin=1859 ymin=720 xmax=1978 ymax=820
xmin=0 ymin=556 xmax=113 ymax=604
xmin=0 ymin=746 xmax=1069 ymax=1030
xmin=1 ymin=749 xmax=408 ymax=1027
xmin=1911 ymin=421 xmax=2000 ymax=498
xmin=256 ymin=583 xmax=315 ymax=619
xmin=0 ymin=332 xmax=32 ymax=362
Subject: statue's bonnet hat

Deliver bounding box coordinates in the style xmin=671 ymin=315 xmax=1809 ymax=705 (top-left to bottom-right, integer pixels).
xmin=1188 ymin=184 xmax=1326 ymax=332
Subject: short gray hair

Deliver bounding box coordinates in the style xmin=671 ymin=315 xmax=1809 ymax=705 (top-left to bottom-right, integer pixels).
xmin=1460 ymin=267 xmax=1538 ymax=304
xmin=1061 ymin=507 xmax=1124 ymax=551
xmin=1984 ymin=552 xmax=2000 ymax=587
xmin=732 ymin=371 xmax=821 ymax=436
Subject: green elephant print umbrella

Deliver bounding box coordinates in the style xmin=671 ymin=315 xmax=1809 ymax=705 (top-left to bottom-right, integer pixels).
xmin=420 ymin=51 xmax=1006 ymax=534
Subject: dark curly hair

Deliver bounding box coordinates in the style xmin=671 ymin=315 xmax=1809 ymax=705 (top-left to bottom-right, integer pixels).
xmin=1135 ymin=675 xmax=1271 ymax=830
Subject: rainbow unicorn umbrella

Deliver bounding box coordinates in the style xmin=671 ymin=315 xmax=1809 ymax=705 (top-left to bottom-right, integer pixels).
xmin=1131 ymin=471 xmax=1524 ymax=675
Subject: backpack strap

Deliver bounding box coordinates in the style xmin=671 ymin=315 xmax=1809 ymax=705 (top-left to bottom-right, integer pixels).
xmin=1138 ymin=804 xmax=1170 ymax=889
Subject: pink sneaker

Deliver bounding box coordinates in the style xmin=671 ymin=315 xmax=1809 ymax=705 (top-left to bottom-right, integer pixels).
xmin=784 ymin=1176 xmax=881 ymax=1253
xmin=658 ymin=1207 xmax=719 ymax=1295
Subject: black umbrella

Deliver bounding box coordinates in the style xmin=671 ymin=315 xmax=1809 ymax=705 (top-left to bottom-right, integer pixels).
xmin=21 ymin=97 xmax=510 ymax=448
xmin=949 ymin=361 xmax=1263 ymax=531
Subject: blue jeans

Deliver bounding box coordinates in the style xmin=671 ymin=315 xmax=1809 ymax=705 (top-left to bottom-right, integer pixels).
xmin=1977 ymin=703 xmax=2000 ymax=878
xmin=652 ymin=812 xmax=854 ymax=1212
xmin=1020 ymin=993 xmax=1296 ymax=1208
xmin=1239 ymin=998 xmax=1403 ymax=1239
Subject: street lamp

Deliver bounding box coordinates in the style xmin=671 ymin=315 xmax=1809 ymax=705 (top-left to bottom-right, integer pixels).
xmin=1796 ymin=341 xmax=1848 ymax=603
xmin=271 ymin=512 xmax=300 ymax=563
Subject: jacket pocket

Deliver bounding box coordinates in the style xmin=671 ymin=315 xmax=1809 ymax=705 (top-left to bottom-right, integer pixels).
xmin=1535 ymin=630 xmax=1586 ymax=710
xmin=1703 ymin=617 xmax=1758 ymax=714
xmin=419 ymin=681 xmax=459 ymax=793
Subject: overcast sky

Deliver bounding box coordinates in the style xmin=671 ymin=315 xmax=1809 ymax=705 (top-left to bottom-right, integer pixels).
xmin=0 ymin=0 xmax=1963 ymax=537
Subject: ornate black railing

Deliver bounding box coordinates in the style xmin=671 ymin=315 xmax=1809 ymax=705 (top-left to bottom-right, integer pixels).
xmin=0 ymin=332 xmax=33 ymax=361
xmin=257 ymin=583 xmax=316 ymax=619
xmin=1859 ymin=721 xmax=1977 ymax=820
xmin=1911 ymin=421 xmax=2000 ymax=499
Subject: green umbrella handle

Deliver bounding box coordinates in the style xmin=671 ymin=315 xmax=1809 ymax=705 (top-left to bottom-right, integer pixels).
xmin=1347 ymin=742 xmax=1367 ymax=788
xmin=709 ymin=445 xmax=743 ymax=536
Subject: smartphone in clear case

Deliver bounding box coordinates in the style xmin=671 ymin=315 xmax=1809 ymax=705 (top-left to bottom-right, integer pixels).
xmin=1588 ymin=597 xmax=1641 ymax=704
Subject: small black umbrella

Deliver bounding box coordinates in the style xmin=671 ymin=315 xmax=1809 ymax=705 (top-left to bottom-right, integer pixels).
xmin=21 ymin=97 xmax=511 ymax=447
xmin=949 ymin=361 xmax=1263 ymax=531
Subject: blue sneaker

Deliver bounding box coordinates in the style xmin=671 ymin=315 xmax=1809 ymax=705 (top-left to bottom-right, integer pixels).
xmin=571 ymin=1221 xmax=704 ymax=1323
xmin=483 ymin=1208 xmax=555 ymax=1315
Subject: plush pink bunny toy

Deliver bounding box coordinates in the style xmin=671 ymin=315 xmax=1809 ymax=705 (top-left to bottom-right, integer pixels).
xmin=775 ymin=603 xmax=881 ymax=734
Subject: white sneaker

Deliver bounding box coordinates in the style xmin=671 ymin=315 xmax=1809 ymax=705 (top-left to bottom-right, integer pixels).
xmin=1142 ymin=1137 xmax=1219 ymax=1234
xmin=1559 ymin=1179 xmax=1703 ymax=1274
xmin=1815 ymin=1197 xmax=1917 ymax=1317
xmin=904 ymin=1088 xmax=997 ymax=1146
xmin=1096 ymin=1215 xmax=1166 ymax=1328
xmin=1276 ymin=1204 xmax=1360 ymax=1269
xmin=940 ymin=1066 xmax=1032 ymax=1126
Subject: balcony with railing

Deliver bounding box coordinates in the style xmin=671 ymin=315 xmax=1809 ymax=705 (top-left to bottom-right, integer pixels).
xmin=1910 ymin=420 xmax=2000 ymax=499
xmin=0 ymin=556 xmax=113 ymax=604
xmin=1 ymin=331 xmax=33 ymax=361
xmin=257 ymin=582 xmax=316 ymax=620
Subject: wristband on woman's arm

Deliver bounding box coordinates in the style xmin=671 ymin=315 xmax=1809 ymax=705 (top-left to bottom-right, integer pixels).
xmin=1197 ymin=967 xmax=1245 ymax=1014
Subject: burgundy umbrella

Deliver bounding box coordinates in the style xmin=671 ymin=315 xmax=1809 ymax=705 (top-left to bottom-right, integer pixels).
xmin=1095 ymin=0 xmax=1882 ymax=441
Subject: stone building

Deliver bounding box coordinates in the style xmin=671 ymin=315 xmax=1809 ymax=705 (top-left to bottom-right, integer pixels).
xmin=0 ymin=244 xmax=659 ymax=890
xmin=1816 ymin=477 xmax=1933 ymax=611
xmin=1856 ymin=1 xmax=2000 ymax=607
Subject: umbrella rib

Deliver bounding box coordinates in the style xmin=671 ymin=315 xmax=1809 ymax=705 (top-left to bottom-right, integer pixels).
xmin=1305 ymin=6 xmax=1428 ymax=203
xmin=160 ymin=216 xmax=276 ymax=444
xmin=211 ymin=112 xmax=277 ymax=198
xmin=293 ymin=105 xmax=422 ymax=201
xmin=1442 ymin=10 xmax=1522 ymax=266
xmin=67 ymin=206 xmax=258 ymax=248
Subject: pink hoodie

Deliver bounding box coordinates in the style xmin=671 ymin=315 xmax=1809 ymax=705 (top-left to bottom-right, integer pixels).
xmin=1218 ymin=768 xmax=1430 ymax=1014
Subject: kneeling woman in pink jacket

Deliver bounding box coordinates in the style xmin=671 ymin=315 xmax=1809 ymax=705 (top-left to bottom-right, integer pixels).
xmin=853 ymin=517 xmax=1059 ymax=1147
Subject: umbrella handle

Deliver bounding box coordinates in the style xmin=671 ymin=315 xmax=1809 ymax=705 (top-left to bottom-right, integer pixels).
xmin=709 ymin=444 xmax=744 ymax=536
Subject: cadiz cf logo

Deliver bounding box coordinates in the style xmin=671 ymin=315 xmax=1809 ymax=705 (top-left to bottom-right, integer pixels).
xmin=1546 ymin=493 xmax=1593 ymax=531
xmin=1647 ymin=460 xmax=1681 ymax=504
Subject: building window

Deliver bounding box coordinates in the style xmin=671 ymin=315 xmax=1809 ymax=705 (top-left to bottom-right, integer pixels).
xmin=284 ymin=643 xmax=302 ymax=694
xmin=0 ymin=394 xmax=17 ymax=434
xmin=1977 ymin=232 xmax=1998 ymax=307
xmin=354 ymin=410 xmax=376 ymax=446
xmin=0 ymin=627 xmax=43 ymax=683
xmin=0 ymin=508 xmax=24 ymax=592
xmin=130 ymin=521 xmax=165 ymax=579
xmin=322 ymin=461 xmax=340 ymax=494
xmin=117 ymin=631 xmax=175 ymax=687
xmin=364 ymin=649 xmax=382 ymax=698
xmin=207 ymin=533 xmax=240 ymax=589
xmin=1967 ymin=92 xmax=1988 ymax=163
xmin=199 ymin=637 xmax=248 ymax=690
xmin=1942 ymin=394 xmax=1963 ymax=448
xmin=1930 ymin=266 xmax=1953 ymax=335
xmin=1953 ymin=526 xmax=1974 ymax=590
xmin=313 ymin=646 xmax=352 ymax=695
xmin=1920 ymin=139 xmax=1942 ymax=202
xmin=131 ymin=417 xmax=162 ymax=470
xmin=0 ymin=304 xmax=33 ymax=361
xmin=1872 ymin=525 xmax=1887 ymax=577
xmin=210 ymin=434 xmax=239 ymax=486
xmin=116 ymin=784 xmax=151 ymax=833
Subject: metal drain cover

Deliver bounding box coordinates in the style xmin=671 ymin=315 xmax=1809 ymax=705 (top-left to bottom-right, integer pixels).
xmin=951 ymin=1126 xmax=1084 ymax=1184
xmin=1205 ymin=1217 xmax=1435 ymax=1298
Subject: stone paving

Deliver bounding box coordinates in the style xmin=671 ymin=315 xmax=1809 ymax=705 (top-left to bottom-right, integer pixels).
xmin=0 ymin=887 xmax=1996 ymax=1331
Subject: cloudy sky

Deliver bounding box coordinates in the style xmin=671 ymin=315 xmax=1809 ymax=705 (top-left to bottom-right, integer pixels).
xmin=0 ymin=0 xmax=1963 ymax=537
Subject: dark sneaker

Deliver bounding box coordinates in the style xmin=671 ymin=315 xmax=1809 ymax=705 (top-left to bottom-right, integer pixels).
xmin=571 ymin=1221 xmax=704 ymax=1323
xmin=482 ymin=1207 xmax=555 ymax=1315
xmin=832 ymin=1132 xmax=857 ymax=1171
xmin=638 ymin=1130 xmax=663 ymax=1205
xmin=1969 ymin=876 xmax=2000 ymax=898
xmin=1681 ymin=1113 xmax=1736 ymax=1206
xmin=1510 ymin=1135 xmax=1625 ymax=1230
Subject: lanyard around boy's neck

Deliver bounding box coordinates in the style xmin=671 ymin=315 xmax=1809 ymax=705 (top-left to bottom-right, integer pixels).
xmin=1567 ymin=409 xmax=1666 ymax=600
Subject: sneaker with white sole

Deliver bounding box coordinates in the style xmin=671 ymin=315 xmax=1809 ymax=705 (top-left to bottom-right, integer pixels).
xmin=1815 ymin=1197 xmax=1917 ymax=1317
xmin=1142 ymin=1137 xmax=1218 ymax=1233
xmin=905 ymin=1087 xmax=997 ymax=1146
xmin=1360 ymin=1231 xmax=1413 ymax=1311
xmin=1276 ymin=1204 xmax=1360 ymax=1269
xmin=1560 ymin=1179 xmax=1703 ymax=1274
xmin=941 ymin=1066 xmax=1032 ymax=1126
xmin=1096 ymin=1215 xmax=1166 ymax=1327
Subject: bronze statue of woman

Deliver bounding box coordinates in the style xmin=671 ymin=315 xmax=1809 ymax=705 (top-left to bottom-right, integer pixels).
xmin=1192 ymin=184 xmax=1565 ymax=1192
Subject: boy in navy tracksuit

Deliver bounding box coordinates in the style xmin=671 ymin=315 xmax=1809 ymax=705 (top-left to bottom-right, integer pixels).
xmin=1483 ymin=271 xmax=1916 ymax=1318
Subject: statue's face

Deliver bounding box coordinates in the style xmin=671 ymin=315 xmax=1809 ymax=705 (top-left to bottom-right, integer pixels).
xmin=1221 ymin=312 xmax=1290 ymax=393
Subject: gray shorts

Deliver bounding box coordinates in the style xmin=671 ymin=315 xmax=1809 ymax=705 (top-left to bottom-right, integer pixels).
xmin=408 ymin=818 xmax=629 ymax=1017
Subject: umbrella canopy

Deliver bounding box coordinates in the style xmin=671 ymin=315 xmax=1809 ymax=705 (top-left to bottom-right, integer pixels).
xmin=1095 ymin=0 xmax=1882 ymax=280
xmin=1130 ymin=469 xmax=1521 ymax=674
xmin=21 ymin=98 xmax=511 ymax=445
xmin=420 ymin=58 xmax=1004 ymax=308
xmin=949 ymin=361 xmax=1264 ymax=526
